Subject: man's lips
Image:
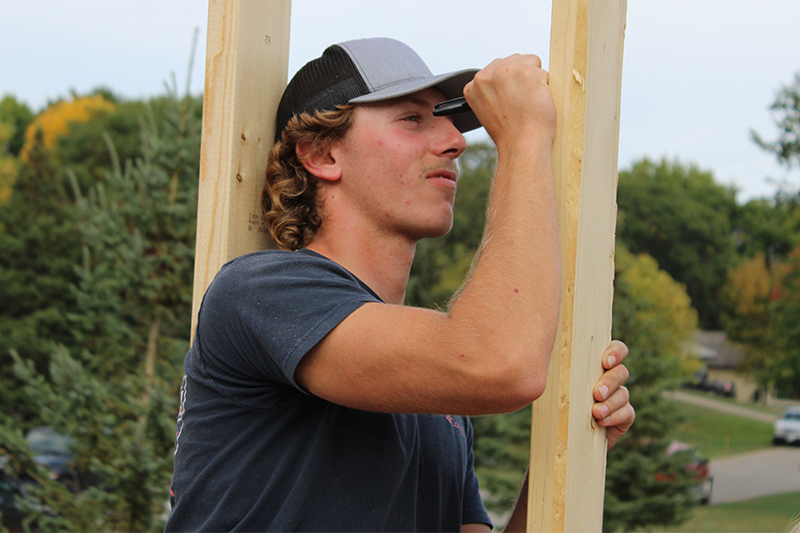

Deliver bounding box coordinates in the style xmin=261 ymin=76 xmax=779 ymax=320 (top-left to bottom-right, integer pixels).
xmin=426 ymin=169 xmax=457 ymax=182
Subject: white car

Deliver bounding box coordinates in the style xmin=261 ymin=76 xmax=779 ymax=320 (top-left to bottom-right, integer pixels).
xmin=773 ymin=407 xmax=800 ymax=445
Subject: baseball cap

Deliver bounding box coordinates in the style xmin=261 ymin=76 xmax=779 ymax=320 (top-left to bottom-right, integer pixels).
xmin=274 ymin=37 xmax=481 ymax=142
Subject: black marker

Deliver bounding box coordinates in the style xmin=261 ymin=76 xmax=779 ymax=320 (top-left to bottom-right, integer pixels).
xmin=432 ymin=96 xmax=471 ymax=117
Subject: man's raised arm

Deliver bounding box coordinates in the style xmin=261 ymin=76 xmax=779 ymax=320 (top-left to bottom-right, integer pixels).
xmin=296 ymin=54 xmax=561 ymax=416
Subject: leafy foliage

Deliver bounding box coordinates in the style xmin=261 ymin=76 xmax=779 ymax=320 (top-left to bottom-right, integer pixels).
xmin=0 ymin=133 xmax=83 ymax=420
xmin=752 ymin=71 xmax=800 ymax=170
xmin=54 ymin=96 xmax=151 ymax=194
xmin=0 ymin=95 xmax=34 ymax=157
xmin=720 ymin=253 xmax=783 ymax=393
xmin=603 ymin=246 xmax=699 ymax=532
xmin=617 ymin=158 xmax=738 ymax=329
xmin=731 ymin=196 xmax=800 ymax=261
xmin=764 ymin=251 xmax=800 ymax=397
xmin=732 ymin=247 xmax=800 ymax=398
xmin=0 ymin=96 xmax=33 ymax=203
xmin=0 ymin=89 xmax=201 ymax=532
xmin=720 ymin=70 xmax=800 ymax=400
xmin=20 ymin=95 xmax=115 ymax=162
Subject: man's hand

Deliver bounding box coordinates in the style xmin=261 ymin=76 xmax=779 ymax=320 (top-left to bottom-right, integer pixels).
xmin=463 ymin=54 xmax=556 ymax=150
xmin=499 ymin=341 xmax=635 ymax=532
xmin=592 ymin=340 xmax=635 ymax=449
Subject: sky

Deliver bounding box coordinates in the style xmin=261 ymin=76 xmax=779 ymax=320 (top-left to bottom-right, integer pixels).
xmin=2 ymin=0 xmax=799 ymax=202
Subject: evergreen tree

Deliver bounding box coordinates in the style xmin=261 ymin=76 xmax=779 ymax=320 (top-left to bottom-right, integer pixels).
xmin=0 ymin=131 xmax=83 ymax=420
xmin=603 ymin=247 xmax=699 ymax=532
xmin=1 ymin=90 xmax=201 ymax=532
xmin=0 ymin=91 xmax=162 ymax=422
xmin=54 ymin=95 xmax=150 ymax=194
xmin=0 ymin=95 xmax=34 ymax=157
xmin=0 ymin=95 xmax=33 ymax=203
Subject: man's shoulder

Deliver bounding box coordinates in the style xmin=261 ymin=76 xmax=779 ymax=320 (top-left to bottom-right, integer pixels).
xmin=220 ymin=248 xmax=346 ymax=277
xmin=209 ymin=248 xmax=380 ymax=303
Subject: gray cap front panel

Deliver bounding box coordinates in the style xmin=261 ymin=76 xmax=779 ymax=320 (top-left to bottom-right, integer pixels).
xmin=337 ymin=38 xmax=434 ymax=92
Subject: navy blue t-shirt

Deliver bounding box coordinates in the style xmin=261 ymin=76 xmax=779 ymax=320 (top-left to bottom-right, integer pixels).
xmin=165 ymin=249 xmax=492 ymax=532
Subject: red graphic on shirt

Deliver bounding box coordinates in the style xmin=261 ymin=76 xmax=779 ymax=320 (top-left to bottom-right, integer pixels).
xmin=446 ymin=415 xmax=466 ymax=437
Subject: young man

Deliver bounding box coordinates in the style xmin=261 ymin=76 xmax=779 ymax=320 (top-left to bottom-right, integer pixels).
xmin=166 ymin=37 xmax=634 ymax=532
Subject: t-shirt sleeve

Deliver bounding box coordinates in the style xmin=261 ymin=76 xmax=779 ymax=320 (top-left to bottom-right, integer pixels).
xmin=192 ymin=251 xmax=381 ymax=396
xmin=462 ymin=418 xmax=494 ymax=528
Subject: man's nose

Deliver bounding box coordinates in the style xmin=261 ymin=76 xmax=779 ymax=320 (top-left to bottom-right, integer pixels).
xmin=433 ymin=117 xmax=467 ymax=159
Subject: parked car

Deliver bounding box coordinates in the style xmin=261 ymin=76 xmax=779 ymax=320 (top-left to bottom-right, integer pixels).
xmin=24 ymin=426 xmax=78 ymax=489
xmin=658 ymin=441 xmax=714 ymax=504
xmin=0 ymin=427 xmax=79 ymax=531
xmin=682 ymin=372 xmax=736 ymax=398
xmin=773 ymin=406 xmax=800 ymax=445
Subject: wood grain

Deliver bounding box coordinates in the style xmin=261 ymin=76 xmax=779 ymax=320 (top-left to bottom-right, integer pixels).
xmin=527 ymin=1 xmax=627 ymax=530
xmin=191 ymin=0 xmax=291 ymax=336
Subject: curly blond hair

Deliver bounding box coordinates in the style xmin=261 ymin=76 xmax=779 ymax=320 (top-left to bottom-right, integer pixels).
xmin=262 ymin=105 xmax=356 ymax=250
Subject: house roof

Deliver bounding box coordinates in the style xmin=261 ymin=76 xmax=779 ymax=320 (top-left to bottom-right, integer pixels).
xmin=691 ymin=331 xmax=746 ymax=369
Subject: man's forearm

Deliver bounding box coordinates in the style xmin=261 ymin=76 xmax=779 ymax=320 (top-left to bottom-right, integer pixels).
xmin=446 ymin=136 xmax=561 ymax=408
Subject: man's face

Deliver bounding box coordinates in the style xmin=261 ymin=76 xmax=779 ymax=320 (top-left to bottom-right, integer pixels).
xmin=329 ymin=88 xmax=468 ymax=241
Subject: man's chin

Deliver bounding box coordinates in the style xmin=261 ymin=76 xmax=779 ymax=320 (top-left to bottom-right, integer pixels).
xmin=416 ymin=220 xmax=454 ymax=241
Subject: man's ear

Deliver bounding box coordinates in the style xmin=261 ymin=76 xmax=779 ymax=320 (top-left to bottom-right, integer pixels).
xmin=296 ymin=140 xmax=341 ymax=182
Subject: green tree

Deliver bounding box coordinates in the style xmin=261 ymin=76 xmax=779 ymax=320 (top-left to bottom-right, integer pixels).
xmin=726 ymin=69 xmax=800 ymax=400
xmin=603 ymin=246 xmax=700 ymax=532
xmin=731 ymin=196 xmax=800 ymax=261
xmin=725 ymin=246 xmax=800 ymax=400
xmin=54 ymin=94 xmax=150 ymax=193
xmin=766 ymin=248 xmax=800 ymax=398
xmin=0 ymin=89 xmax=201 ymax=423
xmin=0 ymin=95 xmax=34 ymax=157
xmin=752 ymin=71 xmax=800 ymax=170
xmin=617 ymin=158 xmax=738 ymax=329
xmin=1 ymin=89 xmax=201 ymax=532
xmin=0 ymin=95 xmax=34 ymax=203
xmin=0 ymin=132 xmax=83 ymax=420
xmin=720 ymin=253 xmax=782 ymax=396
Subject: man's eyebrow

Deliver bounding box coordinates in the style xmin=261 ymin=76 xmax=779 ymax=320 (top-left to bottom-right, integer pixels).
xmin=393 ymin=94 xmax=435 ymax=108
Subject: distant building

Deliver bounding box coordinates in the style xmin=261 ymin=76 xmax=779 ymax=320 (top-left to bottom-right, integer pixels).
xmin=690 ymin=331 xmax=761 ymax=403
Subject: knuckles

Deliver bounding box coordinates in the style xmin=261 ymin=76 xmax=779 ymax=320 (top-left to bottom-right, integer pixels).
xmin=473 ymin=54 xmax=546 ymax=91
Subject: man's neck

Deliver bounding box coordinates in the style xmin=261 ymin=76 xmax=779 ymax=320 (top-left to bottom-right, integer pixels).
xmin=305 ymin=231 xmax=416 ymax=305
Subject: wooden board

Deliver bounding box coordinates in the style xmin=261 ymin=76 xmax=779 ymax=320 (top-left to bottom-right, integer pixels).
xmin=191 ymin=0 xmax=291 ymax=335
xmin=527 ymin=0 xmax=628 ymax=531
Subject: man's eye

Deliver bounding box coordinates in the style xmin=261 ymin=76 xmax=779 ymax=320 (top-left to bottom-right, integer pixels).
xmin=403 ymin=114 xmax=421 ymax=122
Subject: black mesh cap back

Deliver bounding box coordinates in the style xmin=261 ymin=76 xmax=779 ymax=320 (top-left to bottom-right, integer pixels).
xmin=275 ymin=45 xmax=369 ymax=142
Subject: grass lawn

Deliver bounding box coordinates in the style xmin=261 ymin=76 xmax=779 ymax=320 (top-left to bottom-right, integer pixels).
xmin=660 ymin=492 xmax=800 ymax=532
xmin=678 ymin=390 xmax=789 ymax=417
xmin=669 ymin=400 xmax=774 ymax=459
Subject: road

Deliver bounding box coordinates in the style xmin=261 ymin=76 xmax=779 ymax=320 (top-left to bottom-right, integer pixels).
xmin=667 ymin=390 xmax=800 ymax=504
xmin=709 ymin=447 xmax=800 ymax=504
xmin=665 ymin=390 xmax=779 ymax=423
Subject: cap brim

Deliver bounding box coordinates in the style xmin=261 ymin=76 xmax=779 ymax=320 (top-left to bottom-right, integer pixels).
xmin=349 ymin=68 xmax=482 ymax=134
